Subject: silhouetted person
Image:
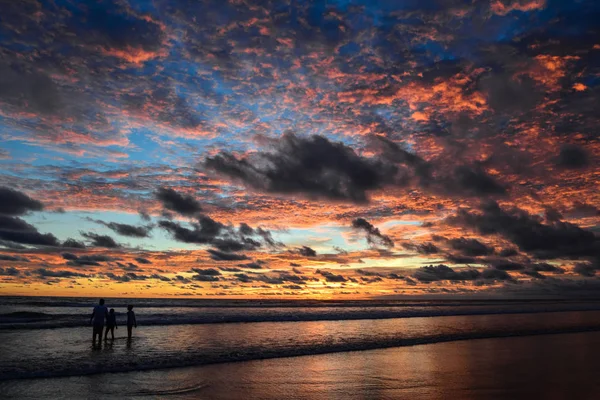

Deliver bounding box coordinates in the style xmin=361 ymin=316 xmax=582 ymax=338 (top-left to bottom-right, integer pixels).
xmin=127 ymin=305 xmax=137 ymax=339
xmin=104 ymin=308 xmax=117 ymax=340
xmin=90 ymin=298 xmax=108 ymax=345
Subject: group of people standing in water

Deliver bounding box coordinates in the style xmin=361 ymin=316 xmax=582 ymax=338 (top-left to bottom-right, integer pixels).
xmin=90 ymin=299 xmax=137 ymax=345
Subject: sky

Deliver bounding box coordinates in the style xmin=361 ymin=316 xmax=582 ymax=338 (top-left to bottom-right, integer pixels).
xmin=0 ymin=0 xmax=599 ymax=299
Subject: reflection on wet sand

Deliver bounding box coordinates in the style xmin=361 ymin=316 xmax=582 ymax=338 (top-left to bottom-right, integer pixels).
xmin=3 ymin=331 xmax=599 ymax=399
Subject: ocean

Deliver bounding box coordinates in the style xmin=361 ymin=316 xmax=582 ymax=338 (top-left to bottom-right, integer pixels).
xmin=2 ymin=297 xmax=600 ymax=398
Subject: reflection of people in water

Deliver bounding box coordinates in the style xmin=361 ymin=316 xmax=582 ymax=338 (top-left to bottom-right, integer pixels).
xmin=90 ymin=299 xmax=108 ymax=345
xmin=127 ymin=305 xmax=137 ymax=339
xmin=104 ymin=308 xmax=117 ymax=340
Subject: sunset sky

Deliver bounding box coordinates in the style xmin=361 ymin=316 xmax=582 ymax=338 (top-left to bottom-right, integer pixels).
xmin=0 ymin=0 xmax=599 ymax=298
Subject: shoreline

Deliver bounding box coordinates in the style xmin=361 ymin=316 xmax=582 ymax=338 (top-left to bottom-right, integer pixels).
xmin=3 ymin=331 xmax=600 ymax=399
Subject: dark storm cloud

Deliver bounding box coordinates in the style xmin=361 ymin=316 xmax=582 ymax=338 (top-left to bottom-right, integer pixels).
xmin=367 ymin=135 xmax=432 ymax=183
xmin=490 ymin=261 xmax=524 ymax=271
xmin=105 ymin=272 xmax=149 ymax=282
xmin=0 ymin=187 xmax=44 ymax=216
xmin=448 ymin=238 xmax=494 ymax=256
xmin=234 ymin=273 xmax=253 ymax=283
xmin=220 ymin=266 xmax=242 ymax=272
xmin=212 ymin=237 xmax=261 ymax=252
xmin=297 ymin=246 xmax=317 ymax=257
xmin=139 ymin=210 xmax=152 ymax=222
xmin=0 ymin=266 xmax=20 ymax=276
xmin=36 ymin=268 xmax=87 ymax=278
xmin=316 ymin=270 xmax=347 ymax=282
xmin=120 ymin=263 xmax=141 ymax=271
xmin=0 ymin=216 xmax=60 ymax=247
xmin=544 ymin=207 xmax=563 ymax=223
xmin=135 ymin=257 xmax=152 ymax=264
xmin=479 ymin=71 xmax=541 ymax=114
xmin=239 ymin=262 xmax=263 ymax=270
xmin=62 ymin=253 xmax=116 ymax=267
xmin=351 ymin=218 xmax=394 ymax=248
xmin=206 ymin=249 xmax=249 ymax=261
xmin=403 ymin=242 xmax=440 ymax=255
xmin=0 ymin=255 xmax=29 ymax=262
xmin=566 ymin=202 xmax=600 ymax=219
xmin=159 ymin=216 xmax=277 ymax=253
xmin=192 ymin=274 xmax=220 ymax=282
xmin=62 ymin=238 xmax=86 ymax=249
xmin=159 ymin=220 xmax=207 ymax=244
xmin=80 ymin=232 xmax=120 ymax=248
xmin=204 ymin=132 xmax=399 ymax=204
xmin=413 ymin=265 xmax=481 ymax=282
xmin=573 ymin=262 xmax=599 ymax=277
xmin=448 ymin=201 xmax=600 ymax=261
xmin=155 ymin=188 xmax=203 ymax=216
xmin=556 ymin=145 xmax=590 ymax=169
xmin=530 ymin=263 xmax=564 ymax=274
xmin=480 ymin=268 xmax=512 ymax=281
xmin=92 ymin=220 xmax=153 ymax=238
xmin=151 ymin=274 xmax=171 ymax=282
xmin=447 ymin=166 xmax=507 ymax=196
xmin=445 ymin=254 xmax=477 ymax=264
xmin=191 ymin=268 xmax=222 ymax=276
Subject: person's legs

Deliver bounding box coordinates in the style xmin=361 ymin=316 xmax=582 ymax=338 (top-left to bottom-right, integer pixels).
xmin=110 ymin=327 xmax=115 ymax=340
xmin=127 ymin=325 xmax=132 ymax=339
xmin=93 ymin=325 xmax=103 ymax=345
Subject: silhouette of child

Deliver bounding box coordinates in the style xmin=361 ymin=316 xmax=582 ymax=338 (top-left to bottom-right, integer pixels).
xmin=104 ymin=308 xmax=117 ymax=340
xmin=127 ymin=305 xmax=137 ymax=339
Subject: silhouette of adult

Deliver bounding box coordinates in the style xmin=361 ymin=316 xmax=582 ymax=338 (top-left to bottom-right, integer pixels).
xmin=90 ymin=298 xmax=108 ymax=345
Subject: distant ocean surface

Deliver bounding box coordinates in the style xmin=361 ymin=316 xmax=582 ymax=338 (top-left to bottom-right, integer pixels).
xmin=2 ymin=296 xmax=600 ymax=383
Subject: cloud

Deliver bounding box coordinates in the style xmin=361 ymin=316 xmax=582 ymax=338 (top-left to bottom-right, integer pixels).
xmin=0 ymin=255 xmax=29 ymax=262
xmin=80 ymin=232 xmax=121 ymax=248
xmin=159 ymin=219 xmax=220 ymax=245
xmin=447 ymin=166 xmax=507 ymax=196
xmin=413 ymin=264 xmax=481 ymax=282
xmin=556 ymin=145 xmax=590 ymax=169
xmin=0 ymin=266 xmax=20 ymax=276
xmin=206 ymin=249 xmax=249 ymax=261
xmin=0 ymin=216 xmax=60 ymax=247
xmin=36 ymin=268 xmax=87 ymax=278
xmin=191 ymin=268 xmax=222 ymax=276
xmin=104 ymin=272 xmax=148 ymax=282
xmin=490 ymin=0 xmax=547 ymax=16
xmin=317 ymin=269 xmax=347 ymax=282
xmin=351 ymin=218 xmax=394 ymax=248
xmin=62 ymin=238 xmax=86 ymax=249
xmin=193 ymin=274 xmax=220 ymax=282
xmin=156 ymin=187 xmax=203 ymax=216
xmin=403 ymin=242 xmax=440 ymax=255
xmin=297 ymin=246 xmax=317 ymax=257
xmin=239 ymin=262 xmax=263 ymax=270
xmin=0 ymin=187 xmax=44 ymax=216
xmin=573 ymin=262 xmax=599 ymax=277
xmin=448 ymin=201 xmax=600 ymax=261
xmin=204 ymin=132 xmax=398 ymax=204
xmin=448 ymin=237 xmax=494 ymax=256
xmin=92 ymin=220 xmax=153 ymax=238
xmin=159 ymin=216 xmax=277 ymax=254
xmin=62 ymin=253 xmax=116 ymax=267
xmin=135 ymin=257 xmax=152 ymax=264
xmin=480 ymin=268 xmax=513 ymax=281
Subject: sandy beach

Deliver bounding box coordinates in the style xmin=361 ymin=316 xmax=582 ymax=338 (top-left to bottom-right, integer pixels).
xmin=2 ymin=331 xmax=599 ymax=399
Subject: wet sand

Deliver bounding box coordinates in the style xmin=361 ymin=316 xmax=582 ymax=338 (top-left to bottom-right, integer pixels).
xmin=2 ymin=331 xmax=599 ymax=399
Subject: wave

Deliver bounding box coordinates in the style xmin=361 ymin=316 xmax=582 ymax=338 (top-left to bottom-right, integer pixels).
xmin=3 ymin=296 xmax=599 ymax=309
xmin=3 ymin=304 xmax=600 ymax=330
xmin=3 ymin=325 xmax=600 ymax=381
